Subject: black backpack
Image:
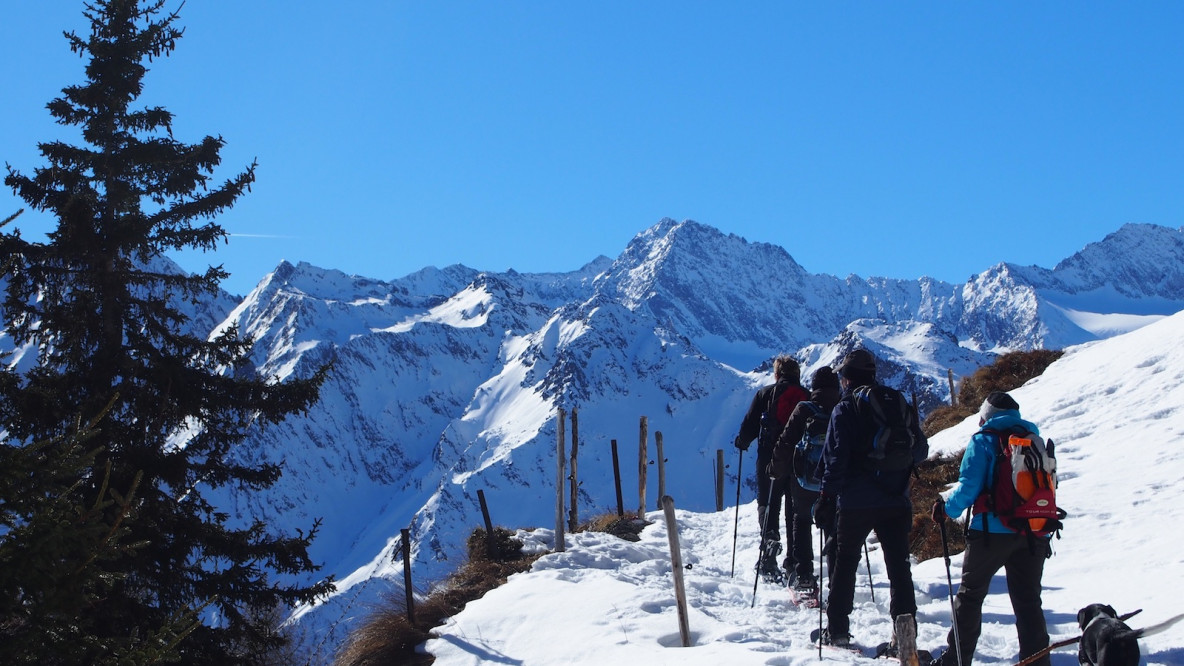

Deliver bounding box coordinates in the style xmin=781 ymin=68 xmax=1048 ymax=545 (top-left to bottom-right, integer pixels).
xmin=794 ymin=401 xmax=828 ymax=492
xmin=852 ymin=385 xmax=921 ymax=472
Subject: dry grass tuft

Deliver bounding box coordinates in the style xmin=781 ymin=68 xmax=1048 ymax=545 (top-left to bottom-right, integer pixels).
xmin=577 ymin=513 xmax=650 ymax=542
xmin=333 ymin=526 xmax=542 ymax=666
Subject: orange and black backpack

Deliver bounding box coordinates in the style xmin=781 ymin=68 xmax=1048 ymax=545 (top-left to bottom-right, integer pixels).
xmin=973 ymin=427 xmax=1066 ymax=544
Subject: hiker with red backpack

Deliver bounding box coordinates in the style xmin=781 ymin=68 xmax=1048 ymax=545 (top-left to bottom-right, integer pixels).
xmin=929 ymin=391 xmax=1059 ymax=666
xmin=734 ymin=355 xmax=809 ymax=584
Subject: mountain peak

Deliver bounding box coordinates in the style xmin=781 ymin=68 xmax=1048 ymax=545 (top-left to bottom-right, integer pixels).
xmin=1051 ymin=223 xmax=1184 ymax=297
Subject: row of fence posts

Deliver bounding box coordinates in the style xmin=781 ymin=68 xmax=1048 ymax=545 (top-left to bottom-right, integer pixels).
xmin=399 ymin=408 xmax=725 ymax=646
xmin=552 ymin=409 xmax=697 ymax=645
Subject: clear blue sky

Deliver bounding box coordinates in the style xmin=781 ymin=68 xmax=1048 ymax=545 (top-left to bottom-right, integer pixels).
xmin=3 ymin=2 xmax=1183 ymax=296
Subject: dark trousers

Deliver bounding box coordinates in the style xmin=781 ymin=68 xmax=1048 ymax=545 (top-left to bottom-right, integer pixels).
xmin=755 ymin=448 xmax=785 ymax=542
xmin=788 ymin=479 xmax=820 ymax=579
xmin=826 ymin=504 xmax=917 ymax=637
xmin=945 ymin=530 xmax=1050 ymax=666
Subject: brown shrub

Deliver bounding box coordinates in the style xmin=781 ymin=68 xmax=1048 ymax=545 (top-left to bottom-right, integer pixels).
xmin=333 ymin=527 xmax=541 ymax=666
xmin=921 ymin=404 xmax=976 ymax=438
xmin=957 ymin=349 xmax=1064 ymax=410
xmin=909 ymin=453 xmax=966 ymax=561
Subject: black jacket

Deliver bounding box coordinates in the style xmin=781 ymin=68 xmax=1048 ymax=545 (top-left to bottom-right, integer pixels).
xmin=737 ymin=379 xmax=809 ymax=455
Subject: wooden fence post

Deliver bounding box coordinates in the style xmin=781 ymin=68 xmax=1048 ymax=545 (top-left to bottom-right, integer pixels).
xmin=715 ymin=449 xmax=725 ymax=511
xmin=568 ymin=407 xmax=580 ymax=532
xmin=661 ymin=495 xmax=691 ymax=647
xmin=947 ymin=368 xmax=957 ymax=406
xmin=401 ymin=528 xmax=415 ymax=625
xmin=555 ymin=408 xmax=566 ymax=552
xmin=611 ymin=439 xmax=624 ymax=517
xmin=655 ymin=431 xmax=667 ymax=510
xmin=638 ymin=416 xmax=648 ymax=519
xmin=477 ymin=489 xmax=495 ymax=558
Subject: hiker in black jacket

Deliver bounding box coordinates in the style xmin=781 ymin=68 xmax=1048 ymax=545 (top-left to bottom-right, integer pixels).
xmin=768 ymin=365 xmax=840 ymax=593
xmin=812 ymin=349 xmax=928 ymax=648
xmin=735 ymin=356 xmax=809 ymax=582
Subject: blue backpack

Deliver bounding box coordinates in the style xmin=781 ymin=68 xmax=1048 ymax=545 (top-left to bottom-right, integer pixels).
xmin=794 ymin=401 xmax=828 ymax=492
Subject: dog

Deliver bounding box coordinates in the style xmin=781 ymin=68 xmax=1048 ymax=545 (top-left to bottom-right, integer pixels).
xmin=1076 ymin=603 xmax=1184 ymax=666
xmin=1077 ymin=603 xmax=1141 ymax=666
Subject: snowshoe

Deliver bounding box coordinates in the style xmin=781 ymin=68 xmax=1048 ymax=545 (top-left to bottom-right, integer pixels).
xmin=789 ymin=573 xmax=820 ymax=608
xmin=756 ymin=541 xmax=785 ymax=585
xmin=810 ymin=627 xmax=860 ymax=654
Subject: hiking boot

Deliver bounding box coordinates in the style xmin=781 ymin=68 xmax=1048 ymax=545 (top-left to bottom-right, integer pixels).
xmin=757 ymin=547 xmax=786 ymax=584
xmin=820 ymin=627 xmax=851 ymax=648
xmin=793 ymin=572 xmax=817 ymax=591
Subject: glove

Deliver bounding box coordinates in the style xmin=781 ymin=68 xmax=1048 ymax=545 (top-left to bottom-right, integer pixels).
xmin=812 ymin=494 xmax=836 ymax=529
xmin=931 ymin=500 xmax=946 ymax=524
xmin=734 ymin=435 xmax=750 ymax=452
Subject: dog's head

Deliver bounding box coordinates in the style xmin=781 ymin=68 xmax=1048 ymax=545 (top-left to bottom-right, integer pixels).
xmin=1078 ymin=603 xmax=1119 ymax=629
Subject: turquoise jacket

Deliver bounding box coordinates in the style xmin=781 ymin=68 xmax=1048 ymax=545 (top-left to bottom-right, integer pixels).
xmin=942 ymin=411 xmax=1040 ymax=534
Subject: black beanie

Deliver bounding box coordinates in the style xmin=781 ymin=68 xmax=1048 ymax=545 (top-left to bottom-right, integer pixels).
xmin=811 ymin=366 xmax=839 ymax=391
xmin=979 ymin=391 xmax=1020 ymax=421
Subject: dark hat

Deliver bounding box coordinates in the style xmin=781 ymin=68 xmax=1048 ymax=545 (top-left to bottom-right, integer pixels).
xmin=811 ymin=366 xmax=839 ymax=390
xmin=978 ymin=391 xmax=1020 ymax=422
xmin=836 ymin=349 xmax=876 ymax=378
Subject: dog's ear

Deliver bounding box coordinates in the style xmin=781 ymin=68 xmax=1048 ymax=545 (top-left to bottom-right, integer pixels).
xmin=1078 ymin=607 xmax=1089 ymax=628
xmin=1102 ymin=603 xmax=1118 ymax=618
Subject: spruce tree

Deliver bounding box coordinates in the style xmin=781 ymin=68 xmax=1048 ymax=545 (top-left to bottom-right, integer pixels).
xmin=0 ymin=2 xmax=332 ymax=663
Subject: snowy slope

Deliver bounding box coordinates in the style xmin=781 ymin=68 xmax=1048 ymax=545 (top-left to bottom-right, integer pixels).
xmin=421 ymin=310 xmax=1184 ymax=666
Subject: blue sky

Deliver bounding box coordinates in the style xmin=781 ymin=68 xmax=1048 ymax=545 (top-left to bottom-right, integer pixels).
xmin=3 ymin=2 xmax=1183 ymax=296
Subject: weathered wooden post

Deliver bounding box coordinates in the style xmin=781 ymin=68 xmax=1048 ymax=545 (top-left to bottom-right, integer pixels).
xmin=611 ymin=439 xmax=624 ymax=517
xmin=655 ymin=431 xmax=667 ymax=510
xmin=947 ymin=368 xmax=957 ymax=406
xmin=715 ymin=449 xmax=725 ymax=511
xmin=401 ymin=528 xmax=415 ymax=625
xmin=568 ymin=407 xmax=580 ymax=532
xmin=477 ymin=489 xmax=495 ymax=558
xmin=555 ymin=407 xmax=566 ymax=552
xmin=661 ymin=495 xmax=691 ymax=647
xmin=638 ymin=416 xmax=648 ymax=519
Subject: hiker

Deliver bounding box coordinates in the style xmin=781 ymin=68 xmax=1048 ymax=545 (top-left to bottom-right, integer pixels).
xmin=767 ymin=365 xmax=841 ymax=596
xmin=812 ymin=348 xmax=928 ymax=648
xmin=929 ymin=391 xmax=1052 ymax=666
xmin=734 ymin=355 xmax=809 ymax=583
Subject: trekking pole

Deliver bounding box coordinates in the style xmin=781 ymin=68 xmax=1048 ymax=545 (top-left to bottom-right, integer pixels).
xmin=863 ymin=541 xmax=875 ymax=604
xmin=818 ymin=524 xmax=824 ymax=660
xmin=939 ymin=519 xmax=964 ymax=666
xmin=730 ymin=448 xmax=743 ymax=577
xmin=750 ymin=480 xmax=778 ymax=608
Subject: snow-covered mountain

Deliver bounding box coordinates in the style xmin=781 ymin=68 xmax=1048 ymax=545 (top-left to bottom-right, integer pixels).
xmin=190 ymin=218 xmax=1184 ymax=653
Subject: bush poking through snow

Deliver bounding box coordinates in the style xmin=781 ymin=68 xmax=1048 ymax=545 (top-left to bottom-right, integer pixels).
xmin=333 ymin=527 xmax=541 ymax=666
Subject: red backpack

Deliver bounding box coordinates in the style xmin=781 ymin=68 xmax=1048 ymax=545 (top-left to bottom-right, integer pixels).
xmin=972 ymin=428 xmax=1066 ymax=539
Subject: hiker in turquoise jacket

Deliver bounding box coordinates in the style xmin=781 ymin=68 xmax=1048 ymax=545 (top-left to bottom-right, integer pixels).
xmin=929 ymin=391 xmax=1052 ymax=666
